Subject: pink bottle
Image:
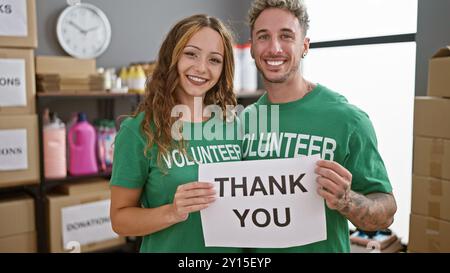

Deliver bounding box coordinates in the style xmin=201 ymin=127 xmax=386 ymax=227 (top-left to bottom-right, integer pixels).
xmin=43 ymin=112 xmax=67 ymax=179
xmin=68 ymin=112 xmax=98 ymax=175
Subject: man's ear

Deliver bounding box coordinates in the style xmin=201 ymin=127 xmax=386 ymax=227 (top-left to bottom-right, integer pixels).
xmin=249 ymin=39 xmax=255 ymax=59
xmin=303 ymin=37 xmax=311 ymax=53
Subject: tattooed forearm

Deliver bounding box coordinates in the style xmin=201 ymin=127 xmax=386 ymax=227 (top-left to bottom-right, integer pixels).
xmin=337 ymin=192 xmax=397 ymax=231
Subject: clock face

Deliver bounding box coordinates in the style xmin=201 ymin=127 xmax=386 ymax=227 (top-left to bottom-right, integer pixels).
xmin=56 ymin=3 xmax=111 ymax=59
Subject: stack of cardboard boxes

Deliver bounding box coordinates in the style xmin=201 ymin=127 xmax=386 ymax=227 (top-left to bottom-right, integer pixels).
xmin=409 ymin=46 xmax=450 ymax=252
xmin=0 ymin=0 xmax=39 ymax=188
xmin=0 ymin=196 xmax=37 ymax=252
xmin=47 ymin=179 xmax=126 ymax=253
xmin=0 ymin=0 xmax=38 ymax=252
xmin=35 ymin=56 xmax=104 ymax=93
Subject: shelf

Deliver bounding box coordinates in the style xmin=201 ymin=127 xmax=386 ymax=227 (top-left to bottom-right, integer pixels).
xmin=43 ymin=169 xmax=112 ymax=190
xmin=37 ymin=91 xmax=262 ymax=99
xmin=37 ymin=91 xmax=140 ymax=99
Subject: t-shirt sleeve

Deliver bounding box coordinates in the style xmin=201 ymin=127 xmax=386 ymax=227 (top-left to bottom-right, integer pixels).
xmin=110 ymin=124 xmax=149 ymax=189
xmin=345 ymin=114 xmax=393 ymax=195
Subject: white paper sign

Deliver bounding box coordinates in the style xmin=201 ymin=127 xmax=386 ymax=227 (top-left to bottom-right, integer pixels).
xmin=0 ymin=0 xmax=28 ymax=37
xmin=0 ymin=129 xmax=28 ymax=171
xmin=61 ymin=199 xmax=118 ymax=249
xmin=199 ymin=155 xmax=326 ymax=248
xmin=0 ymin=58 xmax=27 ymax=107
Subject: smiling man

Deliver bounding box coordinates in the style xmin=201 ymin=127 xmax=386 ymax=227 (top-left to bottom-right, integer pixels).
xmin=241 ymin=0 xmax=397 ymax=253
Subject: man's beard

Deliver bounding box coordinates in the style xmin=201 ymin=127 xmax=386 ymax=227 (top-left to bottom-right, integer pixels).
xmin=256 ymin=61 xmax=300 ymax=84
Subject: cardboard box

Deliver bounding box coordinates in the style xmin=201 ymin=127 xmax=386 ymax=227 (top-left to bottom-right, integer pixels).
xmin=414 ymin=97 xmax=450 ymax=139
xmin=428 ymin=46 xmax=450 ymax=98
xmin=47 ymin=190 xmax=125 ymax=253
xmin=0 ymin=195 xmax=35 ymax=238
xmin=0 ymin=232 xmax=37 ymax=253
xmin=0 ymin=115 xmax=40 ymax=188
xmin=0 ymin=0 xmax=37 ymax=48
xmin=35 ymin=56 xmax=96 ymax=76
xmin=412 ymin=175 xmax=450 ymax=221
xmin=55 ymin=178 xmax=110 ymax=195
xmin=408 ymin=214 xmax=450 ymax=253
xmin=413 ymin=136 xmax=450 ymax=180
xmin=0 ymin=48 xmax=36 ymax=115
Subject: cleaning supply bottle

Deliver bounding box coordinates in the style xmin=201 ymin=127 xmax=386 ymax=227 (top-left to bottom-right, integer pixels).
xmin=127 ymin=66 xmax=137 ymax=93
xmin=95 ymin=120 xmax=107 ymax=172
xmin=119 ymin=67 xmax=129 ymax=89
xmin=68 ymin=112 xmax=98 ymax=176
xmin=65 ymin=112 xmax=78 ymax=166
xmin=104 ymin=120 xmax=117 ymax=167
xmin=43 ymin=112 xmax=67 ymax=179
xmin=135 ymin=65 xmax=147 ymax=94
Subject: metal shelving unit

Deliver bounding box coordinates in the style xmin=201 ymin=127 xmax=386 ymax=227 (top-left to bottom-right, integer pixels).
xmin=34 ymin=91 xmax=141 ymax=253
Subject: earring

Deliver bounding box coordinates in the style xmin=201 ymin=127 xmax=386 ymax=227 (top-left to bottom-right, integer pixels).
xmin=302 ymin=52 xmax=307 ymax=58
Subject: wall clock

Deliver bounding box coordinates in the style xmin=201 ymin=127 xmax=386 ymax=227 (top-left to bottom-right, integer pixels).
xmin=56 ymin=2 xmax=111 ymax=59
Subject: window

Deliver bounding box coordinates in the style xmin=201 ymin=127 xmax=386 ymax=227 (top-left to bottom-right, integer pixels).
xmin=305 ymin=0 xmax=418 ymax=42
xmin=303 ymin=0 xmax=418 ymax=243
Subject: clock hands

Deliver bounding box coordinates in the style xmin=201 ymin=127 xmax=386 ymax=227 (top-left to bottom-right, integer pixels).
xmin=68 ymin=20 xmax=87 ymax=35
xmin=68 ymin=20 xmax=99 ymax=35
xmin=85 ymin=25 xmax=100 ymax=33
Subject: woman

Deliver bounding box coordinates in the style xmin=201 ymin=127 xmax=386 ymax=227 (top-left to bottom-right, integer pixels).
xmin=110 ymin=14 xmax=242 ymax=253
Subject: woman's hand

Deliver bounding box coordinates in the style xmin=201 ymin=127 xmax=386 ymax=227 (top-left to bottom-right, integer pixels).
xmin=171 ymin=181 xmax=216 ymax=222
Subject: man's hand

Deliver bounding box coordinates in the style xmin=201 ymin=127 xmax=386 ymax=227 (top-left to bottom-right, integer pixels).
xmin=315 ymin=159 xmax=397 ymax=231
xmin=315 ymin=159 xmax=352 ymax=212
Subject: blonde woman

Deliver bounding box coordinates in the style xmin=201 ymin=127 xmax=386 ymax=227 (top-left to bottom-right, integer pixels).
xmin=110 ymin=14 xmax=242 ymax=253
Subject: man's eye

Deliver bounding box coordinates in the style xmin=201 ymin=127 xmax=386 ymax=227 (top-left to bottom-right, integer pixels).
xmin=258 ymin=35 xmax=269 ymax=41
xmin=281 ymin=34 xmax=294 ymax=40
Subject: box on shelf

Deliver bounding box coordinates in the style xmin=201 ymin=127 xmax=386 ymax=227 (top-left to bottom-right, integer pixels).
xmin=408 ymin=214 xmax=450 ymax=253
xmin=0 ymin=114 xmax=40 ymax=188
xmin=35 ymin=56 xmax=103 ymax=93
xmin=414 ymin=96 xmax=450 ymax=138
xmin=0 ymin=195 xmax=35 ymax=237
xmin=0 ymin=195 xmax=36 ymax=253
xmin=0 ymin=48 xmax=36 ymax=115
xmin=0 ymin=231 xmax=37 ymax=253
xmin=47 ymin=189 xmax=125 ymax=253
xmin=35 ymin=56 xmax=96 ymax=76
xmin=414 ymin=97 xmax=450 ymax=139
xmin=54 ymin=178 xmax=110 ymax=195
xmin=428 ymin=46 xmax=450 ymax=98
xmin=412 ymin=175 xmax=450 ymax=221
xmin=0 ymin=0 xmax=37 ymax=49
xmin=413 ymin=136 xmax=450 ymax=180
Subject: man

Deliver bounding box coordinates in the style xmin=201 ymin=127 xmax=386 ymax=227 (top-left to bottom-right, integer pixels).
xmin=241 ymin=0 xmax=397 ymax=252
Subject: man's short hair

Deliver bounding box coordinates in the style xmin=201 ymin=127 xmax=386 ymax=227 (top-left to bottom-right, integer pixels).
xmin=248 ymin=0 xmax=310 ymax=35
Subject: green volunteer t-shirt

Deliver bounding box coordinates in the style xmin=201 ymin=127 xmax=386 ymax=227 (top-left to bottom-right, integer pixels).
xmin=110 ymin=111 xmax=243 ymax=253
xmin=241 ymin=84 xmax=392 ymax=253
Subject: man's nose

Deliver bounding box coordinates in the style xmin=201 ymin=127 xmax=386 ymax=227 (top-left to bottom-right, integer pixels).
xmin=269 ymin=38 xmax=282 ymax=55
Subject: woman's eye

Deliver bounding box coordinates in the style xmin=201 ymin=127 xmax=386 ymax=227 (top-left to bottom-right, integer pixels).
xmin=184 ymin=51 xmax=197 ymax=58
xmin=210 ymin=58 xmax=222 ymax=64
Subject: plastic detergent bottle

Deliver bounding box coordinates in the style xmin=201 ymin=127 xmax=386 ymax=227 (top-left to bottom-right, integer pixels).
xmin=43 ymin=112 xmax=66 ymax=179
xmin=104 ymin=120 xmax=117 ymax=167
xmin=68 ymin=112 xmax=98 ymax=175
